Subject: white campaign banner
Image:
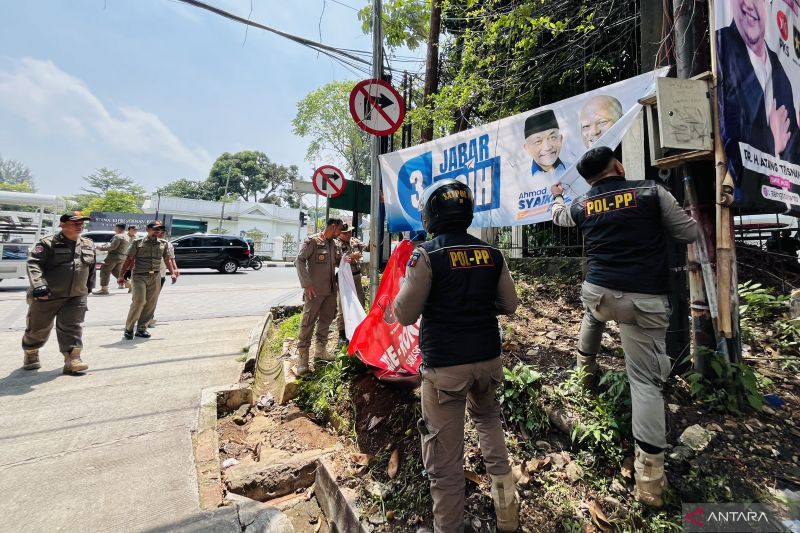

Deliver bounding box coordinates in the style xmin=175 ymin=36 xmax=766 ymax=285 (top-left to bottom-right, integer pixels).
xmin=337 ymin=257 xmax=367 ymax=340
xmin=379 ymin=68 xmax=669 ymax=231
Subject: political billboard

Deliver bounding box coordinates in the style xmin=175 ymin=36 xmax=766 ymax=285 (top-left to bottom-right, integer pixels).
xmin=379 ymin=69 xmax=669 ymax=231
xmin=715 ymin=0 xmax=800 ymax=215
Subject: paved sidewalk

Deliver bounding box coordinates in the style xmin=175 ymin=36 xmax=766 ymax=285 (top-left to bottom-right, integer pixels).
xmin=0 ymin=315 xmax=261 ymax=533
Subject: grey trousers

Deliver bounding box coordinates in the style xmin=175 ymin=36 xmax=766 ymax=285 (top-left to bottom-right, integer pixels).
xmin=125 ymin=272 xmax=161 ymax=332
xmin=578 ymin=282 xmax=672 ymax=448
xmin=420 ymin=357 xmax=511 ymax=533
xmin=297 ymin=292 xmax=337 ymax=349
xmin=22 ymin=296 xmax=88 ymax=353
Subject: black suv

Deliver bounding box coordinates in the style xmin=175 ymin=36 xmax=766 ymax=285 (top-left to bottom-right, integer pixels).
xmin=171 ymin=234 xmax=251 ymax=273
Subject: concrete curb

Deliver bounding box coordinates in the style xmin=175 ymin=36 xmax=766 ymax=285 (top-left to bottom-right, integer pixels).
xmin=193 ymin=383 xmax=253 ymax=510
xmin=247 ymin=312 xmax=273 ymax=368
xmin=254 ymin=314 xmax=284 ymax=399
xmin=315 ymin=456 xmax=370 ymax=533
xmin=264 ymin=263 xmax=295 ymax=268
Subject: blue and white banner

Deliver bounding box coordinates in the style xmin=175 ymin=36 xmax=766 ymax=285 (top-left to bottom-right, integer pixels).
xmin=379 ymin=69 xmax=669 ymax=230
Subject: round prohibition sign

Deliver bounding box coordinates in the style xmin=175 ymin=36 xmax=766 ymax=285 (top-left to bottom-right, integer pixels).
xmin=312 ymin=165 xmax=346 ymax=198
xmin=349 ymin=79 xmax=406 ymax=136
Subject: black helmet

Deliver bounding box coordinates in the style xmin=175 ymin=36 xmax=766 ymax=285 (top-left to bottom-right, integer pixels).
xmin=420 ymin=179 xmax=474 ymax=234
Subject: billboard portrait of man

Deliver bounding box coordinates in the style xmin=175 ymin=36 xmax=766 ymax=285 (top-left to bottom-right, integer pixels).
xmin=717 ymin=0 xmax=799 ymax=183
xmin=522 ymin=109 xmax=570 ymax=186
xmin=579 ymin=95 xmax=624 ymax=148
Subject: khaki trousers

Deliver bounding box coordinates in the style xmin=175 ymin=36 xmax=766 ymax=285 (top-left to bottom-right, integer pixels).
xmin=22 ymin=296 xmax=88 ymax=353
xmin=125 ymin=272 xmax=162 ymax=332
xmin=420 ymin=357 xmax=511 ymax=533
xmin=297 ymin=293 xmax=337 ymax=349
xmin=578 ymin=282 xmax=672 ymax=448
xmin=336 ymin=273 xmax=366 ymax=331
xmin=99 ymin=256 xmax=125 ymax=287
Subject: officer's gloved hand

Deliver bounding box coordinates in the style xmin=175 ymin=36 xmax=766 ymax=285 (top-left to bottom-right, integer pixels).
xmin=32 ymin=286 xmax=50 ymax=300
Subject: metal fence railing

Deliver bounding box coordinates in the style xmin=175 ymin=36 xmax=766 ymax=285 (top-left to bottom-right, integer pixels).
xmin=493 ymin=223 xmax=584 ymax=258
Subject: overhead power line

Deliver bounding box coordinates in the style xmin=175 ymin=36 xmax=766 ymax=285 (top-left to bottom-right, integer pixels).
xmin=174 ymin=0 xmax=372 ymax=67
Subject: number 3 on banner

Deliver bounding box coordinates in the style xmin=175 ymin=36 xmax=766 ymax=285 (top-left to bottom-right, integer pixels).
xmin=410 ymin=170 xmax=426 ymax=209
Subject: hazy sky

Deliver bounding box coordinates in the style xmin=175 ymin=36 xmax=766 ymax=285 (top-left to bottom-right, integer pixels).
xmin=0 ymin=0 xmax=423 ymax=199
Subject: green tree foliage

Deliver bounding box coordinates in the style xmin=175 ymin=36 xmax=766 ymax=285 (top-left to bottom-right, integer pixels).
xmin=156 ymin=178 xmax=216 ymax=201
xmin=82 ymin=190 xmax=142 ymax=215
xmin=0 ymin=182 xmax=35 ymax=193
xmin=358 ymin=0 xmax=430 ymax=51
xmin=82 ymin=168 xmax=146 ymax=199
xmin=292 ymin=81 xmax=371 ymax=183
xmin=404 ymin=0 xmax=640 ymax=135
xmin=67 ymin=168 xmax=147 ymax=213
xmin=0 ymin=155 xmax=36 ymax=191
xmin=208 ymin=151 xmax=300 ymax=206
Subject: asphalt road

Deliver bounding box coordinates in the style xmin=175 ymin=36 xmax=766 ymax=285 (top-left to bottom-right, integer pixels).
xmin=0 ymin=266 xmax=303 ymax=331
xmin=0 ymin=265 xmax=302 ymax=532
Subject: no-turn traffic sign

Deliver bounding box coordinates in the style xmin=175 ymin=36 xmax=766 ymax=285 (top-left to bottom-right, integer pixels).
xmin=312 ymin=165 xmax=346 ymax=198
xmin=349 ymin=79 xmax=405 ymax=136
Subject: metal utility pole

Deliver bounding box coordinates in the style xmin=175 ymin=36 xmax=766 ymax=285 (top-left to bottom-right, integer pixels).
xmin=219 ymin=160 xmax=236 ymax=233
xmin=368 ymin=0 xmax=383 ymax=303
xmin=421 ymin=0 xmax=442 ymax=143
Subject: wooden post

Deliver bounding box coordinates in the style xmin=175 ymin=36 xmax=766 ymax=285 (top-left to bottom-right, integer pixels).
xmin=420 ymin=0 xmax=442 ymax=143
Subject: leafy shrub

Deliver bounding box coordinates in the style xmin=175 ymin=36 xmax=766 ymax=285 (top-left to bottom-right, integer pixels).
xmin=684 ymin=349 xmax=763 ymax=413
xmin=498 ymin=363 xmax=549 ymax=435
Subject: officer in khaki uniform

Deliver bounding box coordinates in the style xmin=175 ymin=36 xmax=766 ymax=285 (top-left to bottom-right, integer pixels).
xmin=93 ymin=222 xmax=129 ymax=294
xmin=394 ymin=180 xmax=520 ymax=533
xmin=335 ymin=223 xmax=366 ymax=343
xmin=294 ymin=218 xmax=342 ymax=375
xmin=551 ymin=147 xmax=697 ymax=507
xmin=117 ymin=221 xmax=178 ymax=339
xmin=22 ymin=212 xmax=95 ymax=374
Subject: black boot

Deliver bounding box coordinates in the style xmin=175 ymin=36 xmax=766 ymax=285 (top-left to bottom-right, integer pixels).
xmin=135 ymin=330 xmax=151 ymax=338
xmin=338 ymin=330 xmax=348 ymax=344
xmin=123 ymin=329 xmax=134 ymax=340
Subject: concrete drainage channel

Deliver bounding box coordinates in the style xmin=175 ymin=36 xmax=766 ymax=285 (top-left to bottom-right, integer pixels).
xmin=190 ymin=309 xmax=371 ymax=533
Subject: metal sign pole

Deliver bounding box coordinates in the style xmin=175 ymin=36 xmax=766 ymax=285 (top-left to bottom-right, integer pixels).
xmin=368 ymin=0 xmax=383 ymax=303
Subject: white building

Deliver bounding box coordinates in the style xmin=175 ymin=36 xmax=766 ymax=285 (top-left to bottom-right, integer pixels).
xmin=141 ymin=195 xmax=308 ymax=254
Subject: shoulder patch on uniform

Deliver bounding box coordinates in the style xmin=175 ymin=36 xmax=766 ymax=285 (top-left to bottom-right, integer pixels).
xmin=407 ymin=252 xmax=420 ymax=267
xmin=33 ymin=244 xmax=44 ymax=253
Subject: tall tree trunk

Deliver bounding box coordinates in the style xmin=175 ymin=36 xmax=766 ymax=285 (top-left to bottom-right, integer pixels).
xmin=421 ymin=0 xmax=442 ymax=143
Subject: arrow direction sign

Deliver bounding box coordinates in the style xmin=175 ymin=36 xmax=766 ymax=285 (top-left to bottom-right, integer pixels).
xmin=349 ymin=79 xmax=405 ymax=136
xmin=312 ymin=165 xmax=346 ymax=198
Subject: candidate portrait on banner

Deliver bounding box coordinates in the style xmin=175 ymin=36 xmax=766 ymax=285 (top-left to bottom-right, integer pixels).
xmin=716 ymin=0 xmax=800 ymax=214
xmin=378 ymin=69 xmax=668 ymax=231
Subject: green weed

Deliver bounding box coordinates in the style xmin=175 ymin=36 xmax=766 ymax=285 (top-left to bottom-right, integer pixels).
xmin=551 ymin=368 xmax=632 ymax=462
xmin=684 ymin=349 xmax=763 ymax=413
xmin=269 ymin=313 xmax=303 ymax=353
xmin=498 ymin=363 xmax=549 ymax=436
xmin=296 ymin=353 xmax=364 ymax=423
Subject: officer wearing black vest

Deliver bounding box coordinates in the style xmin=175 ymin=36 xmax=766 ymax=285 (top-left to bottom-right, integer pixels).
xmin=395 ymin=179 xmax=519 ymax=533
xmin=551 ymin=146 xmax=697 ymax=508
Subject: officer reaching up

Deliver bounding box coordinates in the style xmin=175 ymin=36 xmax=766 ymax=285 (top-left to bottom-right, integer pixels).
xmin=394 ymin=180 xmax=520 ymax=533
xmin=551 ymin=146 xmax=697 ymax=507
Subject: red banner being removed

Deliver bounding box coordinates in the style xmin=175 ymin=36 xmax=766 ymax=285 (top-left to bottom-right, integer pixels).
xmin=348 ymin=240 xmax=422 ymax=381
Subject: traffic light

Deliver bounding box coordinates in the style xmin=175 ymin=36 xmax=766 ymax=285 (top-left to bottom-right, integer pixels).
xmin=299 ymin=211 xmax=307 ymax=227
